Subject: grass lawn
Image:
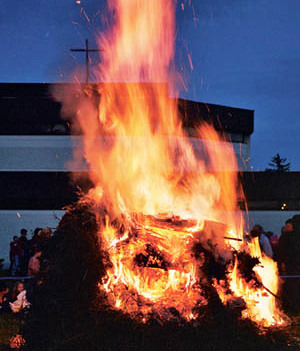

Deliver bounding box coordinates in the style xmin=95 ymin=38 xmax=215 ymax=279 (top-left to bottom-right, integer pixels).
xmin=0 ymin=314 xmax=21 ymax=350
xmin=0 ymin=311 xmax=299 ymax=350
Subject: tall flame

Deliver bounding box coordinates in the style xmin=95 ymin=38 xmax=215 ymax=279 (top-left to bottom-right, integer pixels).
xmin=67 ymin=0 xmax=287 ymax=327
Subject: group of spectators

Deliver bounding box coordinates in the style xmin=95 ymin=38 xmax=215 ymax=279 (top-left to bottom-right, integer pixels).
xmin=249 ymin=214 xmax=300 ymax=274
xmin=9 ymin=227 xmax=52 ymax=277
xmin=0 ymin=281 xmax=30 ymax=314
xmin=0 ymin=227 xmax=53 ymax=316
xmin=277 ymin=215 xmax=300 ymax=276
xmin=249 ymin=215 xmax=300 ymax=313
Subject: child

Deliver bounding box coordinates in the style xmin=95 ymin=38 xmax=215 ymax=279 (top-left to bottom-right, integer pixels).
xmin=9 ymin=282 xmax=30 ymax=313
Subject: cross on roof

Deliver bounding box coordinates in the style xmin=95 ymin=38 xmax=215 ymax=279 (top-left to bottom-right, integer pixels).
xmin=70 ymin=39 xmax=104 ymax=83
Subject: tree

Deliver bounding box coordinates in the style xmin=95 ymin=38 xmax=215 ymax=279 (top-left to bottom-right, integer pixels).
xmin=266 ymin=153 xmax=291 ymax=172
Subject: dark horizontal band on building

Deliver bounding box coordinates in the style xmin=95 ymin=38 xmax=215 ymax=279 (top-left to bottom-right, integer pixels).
xmin=0 ymin=171 xmax=299 ymax=210
xmin=0 ymin=83 xmax=254 ymax=137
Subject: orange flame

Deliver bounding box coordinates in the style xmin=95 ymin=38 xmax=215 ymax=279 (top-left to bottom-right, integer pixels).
xmin=67 ymin=0 xmax=287 ymax=327
xmin=236 ymin=238 xmax=287 ymax=326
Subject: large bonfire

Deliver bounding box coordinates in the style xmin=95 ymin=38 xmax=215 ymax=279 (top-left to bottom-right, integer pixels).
xmin=67 ymin=0 xmax=287 ymax=328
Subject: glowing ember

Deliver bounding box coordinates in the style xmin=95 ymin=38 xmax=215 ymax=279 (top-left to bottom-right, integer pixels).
xmin=67 ymin=0 xmax=288 ymax=327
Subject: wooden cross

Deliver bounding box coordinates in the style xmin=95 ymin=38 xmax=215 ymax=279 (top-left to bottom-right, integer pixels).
xmin=70 ymin=39 xmax=104 ymax=83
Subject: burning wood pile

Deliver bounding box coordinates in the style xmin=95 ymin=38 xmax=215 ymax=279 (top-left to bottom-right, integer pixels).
xmin=39 ymin=1 xmax=296 ymax=348
xmin=95 ymin=211 xmax=286 ymax=326
xmin=23 ymin=205 xmax=297 ymax=351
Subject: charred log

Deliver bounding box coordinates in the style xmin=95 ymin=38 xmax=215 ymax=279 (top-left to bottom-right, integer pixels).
xmin=192 ymin=242 xmax=227 ymax=282
xmin=134 ymin=244 xmax=170 ymax=270
xmin=236 ymin=251 xmax=260 ymax=283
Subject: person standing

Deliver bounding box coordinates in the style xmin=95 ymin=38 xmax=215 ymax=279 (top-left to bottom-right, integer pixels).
xmin=250 ymin=224 xmax=273 ymax=258
xmin=29 ymin=228 xmax=43 ymax=255
xmin=278 ymin=219 xmax=294 ymax=274
xmin=17 ymin=229 xmax=29 ymax=276
xmin=27 ymin=251 xmax=41 ymax=277
xmin=278 ymin=215 xmax=300 ymax=314
xmin=265 ymin=231 xmax=279 ymax=261
xmin=27 ymin=250 xmax=42 ymax=300
xmin=9 ymin=236 xmax=19 ymax=276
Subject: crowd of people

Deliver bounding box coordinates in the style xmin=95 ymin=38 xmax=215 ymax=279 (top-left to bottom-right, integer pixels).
xmin=9 ymin=227 xmax=52 ymax=277
xmin=249 ymin=214 xmax=300 ymax=274
xmin=249 ymin=215 xmax=300 ymax=313
xmin=7 ymin=218 xmax=300 ymax=279
xmin=0 ymin=281 xmax=30 ymax=314
xmin=0 ymin=227 xmax=53 ymax=316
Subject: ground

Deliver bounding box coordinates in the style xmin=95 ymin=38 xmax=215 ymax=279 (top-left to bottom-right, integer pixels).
xmin=0 ymin=314 xmax=20 ymax=350
xmin=1 ymin=312 xmax=300 ymax=350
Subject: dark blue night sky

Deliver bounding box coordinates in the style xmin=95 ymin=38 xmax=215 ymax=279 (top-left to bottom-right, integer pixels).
xmin=1 ymin=0 xmax=299 ymax=170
